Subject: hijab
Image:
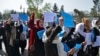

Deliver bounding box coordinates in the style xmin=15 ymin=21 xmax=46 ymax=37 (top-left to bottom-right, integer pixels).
xmin=94 ymin=19 xmax=100 ymax=31
xmin=28 ymin=13 xmax=35 ymax=30
xmin=36 ymin=19 xmax=44 ymax=30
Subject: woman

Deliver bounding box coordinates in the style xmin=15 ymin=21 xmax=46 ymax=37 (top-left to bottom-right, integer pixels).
xmin=92 ymin=18 xmax=100 ymax=56
xmin=20 ymin=22 xmax=27 ymax=55
xmin=42 ymin=25 xmax=62 ymax=56
xmin=10 ymin=21 xmax=19 ymax=56
xmin=33 ymin=19 xmax=45 ymax=56
xmin=12 ymin=19 xmax=23 ymax=56
xmin=5 ymin=18 xmax=14 ymax=56
xmin=28 ymin=13 xmax=35 ymax=56
xmin=67 ymin=17 xmax=87 ymax=56
xmin=61 ymin=20 xmax=79 ymax=56
xmin=83 ymin=18 xmax=92 ymax=56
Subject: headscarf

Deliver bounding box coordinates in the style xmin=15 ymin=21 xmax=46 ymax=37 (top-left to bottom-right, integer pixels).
xmin=36 ymin=19 xmax=44 ymax=30
xmin=94 ymin=18 xmax=100 ymax=30
xmin=28 ymin=13 xmax=35 ymax=30
xmin=75 ymin=23 xmax=85 ymax=37
xmin=92 ymin=20 xmax=96 ymax=27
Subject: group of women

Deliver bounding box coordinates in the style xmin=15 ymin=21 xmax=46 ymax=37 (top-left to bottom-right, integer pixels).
xmin=28 ymin=13 xmax=100 ymax=56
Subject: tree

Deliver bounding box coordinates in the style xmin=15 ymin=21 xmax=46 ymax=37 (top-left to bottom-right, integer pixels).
xmin=53 ymin=3 xmax=58 ymax=13
xmin=42 ymin=3 xmax=51 ymax=12
xmin=2 ymin=10 xmax=11 ymax=19
xmin=74 ymin=9 xmax=85 ymax=22
xmin=90 ymin=0 xmax=100 ymax=17
xmin=10 ymin=10 xmax=16 ymax=14
xmin=0 ymin=12 xmax=2 ymax=19
xmin=90 ymin=8 xmax=97 ymax=17
xmin=27 ymin=0 xmax=51 ymax=18
xmin=74 ymin=9 xmax=85 ymax=18
xmin=93 ymin=0 xmax=99 ymax=5
xmin=2 ymin=13 xmax=10 ymax=20
xmin=60 ymin=5 xmax=64 ymax=12
xmin=2 ymin=10 xmax=17 ymax=20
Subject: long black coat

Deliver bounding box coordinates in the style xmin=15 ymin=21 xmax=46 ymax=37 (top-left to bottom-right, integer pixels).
xmin=16 ymin=24 xmax=23 ymax=39
xmin=44 ymin=26 xmax=62 ymax=56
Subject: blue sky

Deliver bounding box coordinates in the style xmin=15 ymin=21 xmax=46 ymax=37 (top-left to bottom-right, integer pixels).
xmin=0 ymin=0 xmax=94 ymax=13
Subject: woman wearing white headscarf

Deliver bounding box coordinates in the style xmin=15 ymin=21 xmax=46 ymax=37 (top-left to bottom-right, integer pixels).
xmin=91 ymin=18 xmax=100 ymax=56
xmin=91 ymin=20 xmax=96 ymax=27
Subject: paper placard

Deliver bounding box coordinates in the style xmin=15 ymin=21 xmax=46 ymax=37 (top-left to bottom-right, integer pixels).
xmin=37 ymin=30 xmax=45 ymax=40
xmin=61 ymin=11 xmax=74 ymax=28
xmin=19 ymin=13 xmax=28 ymax=21
xmin=74 ymin=44 xmax=82 ymax=50
xmin=11 ymin=14 xmax=19 ymax=21
xmin=44 ymin=12 xmax=57 ymax=22
xmin=92 ymin=36 xmax=100 ymax=47
xmin=63 ymin=43 xmax=70 ymax=52
xmin=85 ymin=33 xmax=92 ymax=45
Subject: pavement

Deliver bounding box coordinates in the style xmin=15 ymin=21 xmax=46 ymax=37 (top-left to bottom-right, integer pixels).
xmin=0 ymin=39 xmax=29 ymax=56
xmin=0 ymin=39 xmax=100 ymax=56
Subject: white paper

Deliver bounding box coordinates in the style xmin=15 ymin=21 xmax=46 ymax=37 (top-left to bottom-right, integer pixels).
xmin=85 ymin=33 xmax=92 ymax=45
xmin=84 ymin=33 xmax=91 ymax=51
xmin=92 ymin=36 xmax=100 ymax=47
xmin=11 ymin=14 xmax=19 ymax=21
xmin=44 ymin=12 xmax=56 ymax=22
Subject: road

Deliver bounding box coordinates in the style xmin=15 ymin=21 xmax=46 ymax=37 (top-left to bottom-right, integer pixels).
xmin=0 ymin=39 xmax=100 ymax=56
xmin=0 ymin=39 xmax=29 ymax=56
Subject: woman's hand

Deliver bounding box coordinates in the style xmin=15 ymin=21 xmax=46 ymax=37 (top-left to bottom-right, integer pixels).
xmin=67 ymin=48 xmax=76 ymax=56
xmin=82 ymin=41 xmax=86 ymax=45
xmin=29 ymin=45 xmax=35 ymax=53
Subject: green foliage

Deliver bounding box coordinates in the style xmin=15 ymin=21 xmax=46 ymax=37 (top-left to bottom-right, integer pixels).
xmin=93 ymin=0 xmax=99 ymax=5
xmin=42 ymin=3 xmax=51 ymax=12
xmin=90 ymin=0 xmax=100 ymax=17
xmin=74 ymin=9 xmax=85 ymax=22
xmin=27 ymin=0 xmax=51 ymax=19
xmin=74 ymin=9 xmax=85 ymax=18
xmin=90 ymin=8 xmax=97 ymax=17
xmin=2 ymin=13 xmax=10 ymax=20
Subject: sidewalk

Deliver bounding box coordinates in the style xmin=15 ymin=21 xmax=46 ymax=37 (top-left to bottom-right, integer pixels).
xmin=0 ymin=39 xmax=29 ymax=56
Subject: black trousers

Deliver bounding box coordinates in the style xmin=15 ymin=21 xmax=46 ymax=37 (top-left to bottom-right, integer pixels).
xmin=85 ymin=45 xmax=92 ymax=56
xmin=19 ymin=40 xmax=27 ymax=54
xmin=0 ymin=39 xmax=2 ymax=50
xmin=3 ymin=35 xmax=12 ymax=56
xmin=92 ymin=47 xmax=99 ymax=56
xmin=77 ymin=45 xmax=85 ymax=56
